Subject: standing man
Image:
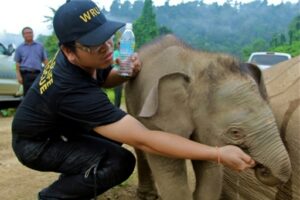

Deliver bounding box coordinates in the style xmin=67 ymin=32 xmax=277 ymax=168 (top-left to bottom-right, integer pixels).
xmin=113 ymin=41 xmax=123 ymax=107
xmin=14 ymin=27 xmax=48 ymax=96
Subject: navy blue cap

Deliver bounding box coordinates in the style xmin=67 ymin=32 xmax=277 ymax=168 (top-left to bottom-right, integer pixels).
xmin=53 ymin=0 xmax=125 ymax=46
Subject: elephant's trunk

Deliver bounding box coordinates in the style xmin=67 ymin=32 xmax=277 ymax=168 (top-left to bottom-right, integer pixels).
xmin=254 ymin=164 xmax=282 ymax=186
xmin=249 ymin=127 xmax=291 ymax=186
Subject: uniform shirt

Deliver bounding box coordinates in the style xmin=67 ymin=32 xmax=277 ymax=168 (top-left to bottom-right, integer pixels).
xmin=12 ymin=50 xmax=126 ymax=139
xmin=14 ymin=41 xmax=47 ymax=71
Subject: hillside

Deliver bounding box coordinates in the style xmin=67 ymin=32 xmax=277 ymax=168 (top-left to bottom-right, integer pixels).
xmin=105 ymin=0 xmax=300 ymax=58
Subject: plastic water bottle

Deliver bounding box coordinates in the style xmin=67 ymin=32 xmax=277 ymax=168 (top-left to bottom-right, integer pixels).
xmin=119 ymin=23 xmax=135 ymax=77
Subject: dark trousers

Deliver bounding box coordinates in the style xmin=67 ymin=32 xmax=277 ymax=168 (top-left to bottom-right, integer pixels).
xmin=20 ymin=70 xmax=40 ymax=96
xmin=114 ymin=85 xmax=123 ymax=108
xmin=12 ymin=133 xmax=136 ymax=200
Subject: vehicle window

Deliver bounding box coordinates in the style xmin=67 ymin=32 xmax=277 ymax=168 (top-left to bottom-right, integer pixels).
xmin=251 ymin=55 xmax=290 ymax=65
xmin=0 ymin=44 xmax=6 ymax=55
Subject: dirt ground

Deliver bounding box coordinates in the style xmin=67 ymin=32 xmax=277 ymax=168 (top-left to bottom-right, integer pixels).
xmin=0 ymin=116 xmax=139 ymax=200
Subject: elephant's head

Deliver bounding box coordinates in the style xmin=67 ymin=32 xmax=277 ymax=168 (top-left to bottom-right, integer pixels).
xmin=188 ymin=59 xmax=291 ymax=186
xmin=129 ymin=35 xmax=291 ymax=186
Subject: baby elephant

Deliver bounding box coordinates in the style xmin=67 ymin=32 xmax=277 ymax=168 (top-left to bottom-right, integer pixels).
xmin=222 ymin=56 xmax=300 ymax=200
xmin=125 ymin=35 xmax=291 ymax=200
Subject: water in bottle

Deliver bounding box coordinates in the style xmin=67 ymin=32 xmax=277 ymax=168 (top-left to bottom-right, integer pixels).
xmin=119 ymin=23 xmax=135 ymax=77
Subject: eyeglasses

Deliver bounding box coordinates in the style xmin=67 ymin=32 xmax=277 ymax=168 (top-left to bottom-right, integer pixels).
xmin=74 ymin=43 xmax=107 ymax=54
xmin=74 ymin=36 xmax=114 ymax=54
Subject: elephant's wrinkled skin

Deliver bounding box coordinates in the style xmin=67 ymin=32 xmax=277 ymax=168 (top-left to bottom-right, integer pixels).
xmin=222 ymin=56 xmax=300 ymax=200
xmin=125 ymin=35 xmax=291 ymax=200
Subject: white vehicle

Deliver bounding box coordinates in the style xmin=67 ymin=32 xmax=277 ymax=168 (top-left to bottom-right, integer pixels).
xmin=248 ymin=52 xmax=292 ymax=70
xmin=0 ymin=42 xmax=22 ymax=109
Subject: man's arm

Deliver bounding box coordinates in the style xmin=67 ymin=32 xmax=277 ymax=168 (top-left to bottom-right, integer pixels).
xmin=15 ymin=62 xmax=22 ymax=84
xmin=102 ymin=69 xmax=129 ymax=88
xmin=14 ymin=47 xmax=23 ymax=84
xmin=93 ymin=115 xmax=255 ymax=171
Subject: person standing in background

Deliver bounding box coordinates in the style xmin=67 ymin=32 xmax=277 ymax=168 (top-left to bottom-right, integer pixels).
xmin=113 ymin=41 xmax=123 ymax=107
xmin=14 ymin=27 xmax=48 ymax=96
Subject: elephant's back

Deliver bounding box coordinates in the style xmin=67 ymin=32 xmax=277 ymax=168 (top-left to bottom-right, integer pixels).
xmin=264 ymin=56 xmax=300 ymax=117
xmin=264 ymin=56 xmax=300 ymax=199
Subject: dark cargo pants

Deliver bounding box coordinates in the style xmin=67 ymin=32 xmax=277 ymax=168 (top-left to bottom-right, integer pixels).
xmin=12 ymin=133 xmax=136 ymax=200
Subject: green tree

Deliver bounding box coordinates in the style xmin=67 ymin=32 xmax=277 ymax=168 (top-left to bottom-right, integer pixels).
xmin=271 ymin=41 xmax=300 ymax=57
xmin=41 ymin=7 xmax=59 ymax=59
xmin=242 ymin=39 xmax=269 ymax=60
xmin=270 ymin=34 xmax=279 ymax=47
xmin=112 ymin=0 xmax=299 ymax=56
xmin=269 ymin=14 xmax=300 ymax=57
xmin=279 ymin=33 xmax=286 ymax=45
xmin=36 ymin=34 xmax=48 ymax=44
xmin=133 ymin=0 xmax=159 ymax=49
xmin=132 ymin=0 xmax=144 ymax=19
xmin=44 ymin=34 xmax=59 ymax=59
xmin=288 ymin=14 xmax=300 ymax=43
xmin=159 ymin=26 xmax=173 ymax=35
xmin=110 ymin=0 xmax=121 ymax=16
xmin=36 ymin=33 xmax=59 ymax=59
xmin=289 ymin=29 xmax=294 ymax=45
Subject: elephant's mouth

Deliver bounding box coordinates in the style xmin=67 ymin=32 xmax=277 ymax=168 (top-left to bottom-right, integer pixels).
xmin=253 ymin=163 xmax=282 ymax=186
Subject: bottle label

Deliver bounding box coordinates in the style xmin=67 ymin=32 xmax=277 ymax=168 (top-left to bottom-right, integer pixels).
xmin=119 ymin=40 xmax=135 ymax=77
xmin=120 ymin=41 xmax=135 ymax=55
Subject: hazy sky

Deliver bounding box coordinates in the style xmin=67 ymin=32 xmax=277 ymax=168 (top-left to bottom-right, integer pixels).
xmin=0 ymin=0 xmax=298 ymax=36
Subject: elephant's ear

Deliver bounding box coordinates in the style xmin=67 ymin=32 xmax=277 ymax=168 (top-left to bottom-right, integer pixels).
xmin=241 ymin=63 xmax=268 ymax=101
xmin=138 ymin=72 xmax=190 ymax=118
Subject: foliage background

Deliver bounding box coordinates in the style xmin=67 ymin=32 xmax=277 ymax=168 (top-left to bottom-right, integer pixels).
xmin=104 ymin=0 xmax=300 ymax=60
xmin=33 ymin=0 xmax=300 ymax=107
xmin=39 ymin=0 xmax=300 ymax=61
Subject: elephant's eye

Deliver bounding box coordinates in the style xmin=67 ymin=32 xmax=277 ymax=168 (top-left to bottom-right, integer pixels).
xmin=227 ymin=127 xmax=245 ymax=140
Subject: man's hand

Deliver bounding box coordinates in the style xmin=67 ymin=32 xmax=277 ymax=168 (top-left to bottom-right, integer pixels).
xmin=16 ymin=71 xmax=23 ymax=84
xmin=129 ymin=53 xmax=142 ymax=78
xmin=115 ymin=53 xmax=142 ymax=78
xmin=219 ymin=145 xmax=256 ymax=172
xmin=103 ymin=53 xmax=142 ymax=88
xmin=15 ymin=63 xmax=23 ymax=84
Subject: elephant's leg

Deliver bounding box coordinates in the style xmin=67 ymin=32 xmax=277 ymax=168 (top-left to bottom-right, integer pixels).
xmin=147 ymin=153 xmax=192 ymax=200
xmin=135 ymin=148 xmax=159 ymax=200
xmin=192 ymin=160 xmax=223 ymax=200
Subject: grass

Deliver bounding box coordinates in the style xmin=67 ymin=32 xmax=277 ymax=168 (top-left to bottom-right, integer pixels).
xmin=0 ymin=108 xmax=16 ymax=117
xmin=103 ymin=88 xmax=126 ymax=106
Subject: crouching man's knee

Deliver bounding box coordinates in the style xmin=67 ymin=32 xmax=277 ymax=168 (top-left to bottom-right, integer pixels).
xmin=113 ymin=148 xmax=136 ymax=183
xmin=92 ymin=147 xmax=136 ymax=192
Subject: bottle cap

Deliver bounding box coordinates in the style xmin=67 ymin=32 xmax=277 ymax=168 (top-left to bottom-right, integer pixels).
xmin=125 ymin=23 xmax=133 ymax=30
